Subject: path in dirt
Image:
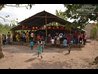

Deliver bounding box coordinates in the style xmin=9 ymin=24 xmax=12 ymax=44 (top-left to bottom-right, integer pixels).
xmin=0 ymin=39 xmax=98 ymax=69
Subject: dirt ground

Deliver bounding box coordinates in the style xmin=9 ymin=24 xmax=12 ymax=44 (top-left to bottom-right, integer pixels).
xmin=0 ymin=39 xmax=98 ymax=69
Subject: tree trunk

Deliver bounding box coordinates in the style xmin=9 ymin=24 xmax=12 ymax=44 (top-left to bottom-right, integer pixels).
xmin=0 ymin=47 xmax=4 ymax=59
xmin=0 ymin=34 xmax=4 ymax=59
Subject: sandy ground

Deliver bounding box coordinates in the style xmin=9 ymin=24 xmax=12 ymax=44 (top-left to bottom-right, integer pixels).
xmin=0 ymin=39 xmax=98 ymax=69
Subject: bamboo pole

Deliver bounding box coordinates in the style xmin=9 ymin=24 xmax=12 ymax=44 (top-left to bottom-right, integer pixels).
xmin=45 ymin=15 xmax=48 ymax=43
xmin=0 ymin=34 xmax=2 ymax=45
xmin=11 ymin=30 xmax=15 ymax=43
xmin=0 ymin=33 xmax=4 ymax=59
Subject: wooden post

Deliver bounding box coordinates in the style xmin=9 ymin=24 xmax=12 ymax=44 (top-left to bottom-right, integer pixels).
xmin=0 ymin=34 xmax=2 ymax=45
xmin=45 ymin=15 xmax=48 ymax=43
xmin=11 ymin=30 xmax=15 ymax=43
xmin=0 ymin=33 xmax=4 ymax=59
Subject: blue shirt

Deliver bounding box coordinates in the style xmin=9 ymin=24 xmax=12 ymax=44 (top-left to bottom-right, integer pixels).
xmin=63 ymin=39 xmax=67 ymax=47
xmin=30 ymin=41 xmax=34 ymax=47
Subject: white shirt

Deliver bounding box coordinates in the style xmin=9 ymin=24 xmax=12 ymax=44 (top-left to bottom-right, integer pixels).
xmin=51 ymin=39 xmax=55 ymax=44
xmin=57 ymin=37 xmax=60 ymax=40
xmin=31 ymin=33 xmax=34 ymax=37
xmin=59 ymin=33 xmax=63 ymax=38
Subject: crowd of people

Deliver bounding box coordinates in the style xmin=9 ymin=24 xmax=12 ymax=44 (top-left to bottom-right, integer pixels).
xmin=1 ymin=30 xmax=87 ymax=57
xmin=2 ymin=30 xmax=87 ymax=47
xmin=2 ymin=32 xmax=12 ymax=45
xmin=47 ymin=30 xmax=87 ymax=47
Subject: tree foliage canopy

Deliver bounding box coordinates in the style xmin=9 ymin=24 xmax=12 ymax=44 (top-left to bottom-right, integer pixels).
xmin=63 ymin=4 xmax=98 ymax=28
xmin=64 ymin=4 xmax=98 ymax=20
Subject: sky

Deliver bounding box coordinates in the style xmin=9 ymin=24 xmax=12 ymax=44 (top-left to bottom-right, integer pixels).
xmin=0 ymin=4 xmax=65 ymax=25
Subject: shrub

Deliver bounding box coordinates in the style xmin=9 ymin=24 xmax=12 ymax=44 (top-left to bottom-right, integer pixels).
xmin=90 ymin=27 xmax=98 ymax=39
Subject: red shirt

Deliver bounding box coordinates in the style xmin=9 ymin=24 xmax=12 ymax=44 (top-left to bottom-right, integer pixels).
xmin=66 ymin=34 xmax=71 ymax=44
xmin=37 ymin=35 xmax=41 ymax=40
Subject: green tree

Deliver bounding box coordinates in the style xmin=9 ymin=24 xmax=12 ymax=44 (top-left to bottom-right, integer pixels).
xmin=56 ymin=10 xmax=67 ymax=20
xmin=0 ymin=4 xmax=34 ymax=59
xmin=63 ymin=4 xmax=98 ymax=29
xmin=90 ymin=26 xmax=98 ymax=39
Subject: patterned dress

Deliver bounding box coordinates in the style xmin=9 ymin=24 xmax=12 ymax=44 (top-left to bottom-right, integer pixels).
xmin=37 ymin=44 xmax=43 ymax=54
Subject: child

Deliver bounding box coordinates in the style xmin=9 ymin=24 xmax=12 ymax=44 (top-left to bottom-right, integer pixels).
xmin=56 ymin=36 xmax=60 ymax=47
xmin=37 ymin=40 xmax=43 ymax=59
xmin=63 ymin=38 xmax=67 ymax=47
xmin=30 ymin=40 xmax=34 ymax=50
xmin=41 ymin=40 xmax=45 ymax=52
xmin=51 ymin=37 xmax=55 ymax=46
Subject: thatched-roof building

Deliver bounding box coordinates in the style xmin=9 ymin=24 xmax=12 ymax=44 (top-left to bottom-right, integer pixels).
xmin=11 ymin=11 xmax=71 ymax=31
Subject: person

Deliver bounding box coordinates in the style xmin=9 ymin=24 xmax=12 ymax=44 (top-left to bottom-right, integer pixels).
xmin=51 ymin=37 xmax=55 ymax=46
xmin=37 ymin=40 xmax=43 ymax=59
xmin=30 ymin=40 xmax=34 ymax=50
xmin=37 ymin=34 xmax=41 ymax=41
xmin=54 ymin=35 xmax=57 ymax=45
xmin=26 ymin=31 xmax=29 ymax=42
xmin=78 ymin=32 xmax=81 ymax=44
xmin=83 ymin=32 xmax=87 ymax=45
xmin=59 ymin=33 xmax=63 ymax=44
xmin=47 ymin=34 xmax=51 ymax=43
xmin=20 ymin=31 xmax=23 ymax=45
xmin=80 ymin=33 xmax=83 ymax=44
xmin=63 ymin=38 xmax=67 ymax=47
xmin=41 ymin=36 xmax=45 ymax=52
xmin=59 ymin=33 xmax=63 ymax=39
xmin=7 ymin=32 xmax=11 ymax=44
xmin=22 ymin=32 xmax=26 ymax=42
xmin=16 ymin=32 xmax=20 ymax=42
xmin=2 ymin=34 xmax=6 ymax=45
xmin=73 ymin=31 xmax=78 ymax=45
xmin=30 ymin=31 xmax=34 ymax=41
xmin=66 ymin=34 xmax=71 ymax=45
xmin=67 ymin=39 xmax=73 ymax=54
xmin=56 ymin=36 xmax=60 ymax=47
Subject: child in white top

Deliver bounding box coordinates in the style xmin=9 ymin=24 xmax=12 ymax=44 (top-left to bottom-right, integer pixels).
xmin=51 ymin=37 xmax=55 ymax=46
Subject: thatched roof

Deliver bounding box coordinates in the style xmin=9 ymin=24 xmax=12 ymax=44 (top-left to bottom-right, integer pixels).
xmin=11 ymin=11 xmax=71 ymax=30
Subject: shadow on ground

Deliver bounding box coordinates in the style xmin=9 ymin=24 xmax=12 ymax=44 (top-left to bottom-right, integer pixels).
xmin=27 ymin=60 xmax=72 ymax=69
xmin=1 ymin=44 xmax=83 ymax=54
xmin=24 ymin=57 xmax=37 ymax=62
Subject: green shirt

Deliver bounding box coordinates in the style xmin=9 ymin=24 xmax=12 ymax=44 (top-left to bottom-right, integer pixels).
xmin=37 ymin=45 xmax=43 ymax=54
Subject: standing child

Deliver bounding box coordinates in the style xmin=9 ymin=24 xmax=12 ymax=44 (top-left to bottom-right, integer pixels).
xmin=30 ymin=40 xmax=34 ymax=50
xmin=37 ymin=40 xmax=43 ymax=59
xmin=41 ymin=39 xmax=45 ymax=52
xmin=51 ymin=37 xmax=55 ymax=46
xmin=63 ymin=38 xmax=67 ymax=47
